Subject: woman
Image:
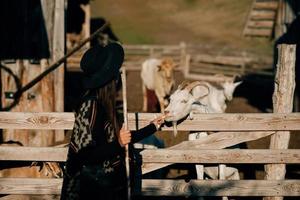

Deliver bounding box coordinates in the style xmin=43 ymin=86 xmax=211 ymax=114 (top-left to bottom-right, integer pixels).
xmin=60 ymin=42 xmax=165 ymax=200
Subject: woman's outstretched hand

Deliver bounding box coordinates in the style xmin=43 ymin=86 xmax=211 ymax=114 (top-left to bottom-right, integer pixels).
xmin=151 ymin=114 xmax=167 ymax=130
xmin=118 ymin=124 xmax=131 ymax=147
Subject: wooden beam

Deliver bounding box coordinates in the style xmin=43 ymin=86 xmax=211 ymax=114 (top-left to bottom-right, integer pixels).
xmin=128 ymin=113 xmax=300 ymax=131
xmin=0 ymin=178 xmax=62 ymax=194
xmin=141 ymin=149 xmax=300 ymax=164
xmin=244 ymin=28 xmax=273 ymax=37
xmin=264 ymin=44 xmax=296 ymax=200
xmin=40 ymin=59 xmax=56 ymax=146
xmin=140 ymin=179 xmax=300 ymax=196
xmin=250 ymin=10 xmax=276 ymax=20
xmin=0 ymin=176 xmax=298 ymax=197
xmin=193 ymin=54 xmax=245 ymax=66
xmin=189 ymin=63 xmax=244 ymax=76
xmin=1 ymin=112 xmax=300 ymax=131
xmin=0 ymin=147 xmax=67 ymax=161
xmin=53 ymin=0 xmax=65 ymax=142
xmin=53 ymin=0 xmax=65 ymax=116
xmin=184 ymin=73 xmax=234 ymax=82
xmin=1 ymin=178 xmax=299 ymax=196
xmin=0 ymin=112 xmax=74 ymax=130
xmin=253 ymin=2 xmax=278 ymax=10
xmin=247 ymin=20 xmax=274 ymax=29
xmin=142 ymin=131 xmax=274 ymax=174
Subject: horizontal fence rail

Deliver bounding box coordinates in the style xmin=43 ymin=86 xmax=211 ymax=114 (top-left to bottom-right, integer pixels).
xmin=0 ymin=147 xmax=67 ymax=162
xmin=0 ymin=112 xmax=74 ymax=130
xmin=141 ymin=179 xmax=300 ymax=196
xmin=1 ymin=147 xmax=300 ymax=164
xmin=0 ymin=178 xmax=300 ymax=196
xmin=141 ymin=149 xmax=300 ymax=164
xmin=0 ymin=111 xmax=300 ymax=197
xmin=128 ymin=113 xmax=300 ymax=131
xmin=1 ymin=112 xmax=300 ymax=131
xmin=0 ymin=178 xmax=62 ymax=195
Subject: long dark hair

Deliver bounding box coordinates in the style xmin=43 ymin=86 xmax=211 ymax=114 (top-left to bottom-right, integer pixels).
xmin=96 ymin=79 xmax=120 ymax=133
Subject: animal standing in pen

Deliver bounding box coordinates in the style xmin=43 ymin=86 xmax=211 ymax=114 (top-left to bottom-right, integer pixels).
xmin=164 ymin=80 xmax=242 ymax=184
xmin=141 ymin=57 xmax=177 ymax=113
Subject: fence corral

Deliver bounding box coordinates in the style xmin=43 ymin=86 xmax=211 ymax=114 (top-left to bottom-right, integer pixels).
xmin=0 ymin=113 xmax=299 ymax=197
xmin=0 ymin=45 xmax=299 ymax=199
xmin=66 ymin=43 xmax=273 ymax=82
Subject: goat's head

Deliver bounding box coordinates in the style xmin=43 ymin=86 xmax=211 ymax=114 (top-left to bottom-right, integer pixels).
xmin=165 ymin=81 xmax=209 ymax=122
xmin=222 ymin=81 xmax=242 ymax=101
xmin=157 ymin=58 xmax=176 ymax=83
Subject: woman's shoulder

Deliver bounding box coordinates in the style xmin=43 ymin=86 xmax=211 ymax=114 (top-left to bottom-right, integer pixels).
xmin=82 ymin=90 xmax=98 ymax=102
xmin=75 ymin=91 xmax=97 ymax=110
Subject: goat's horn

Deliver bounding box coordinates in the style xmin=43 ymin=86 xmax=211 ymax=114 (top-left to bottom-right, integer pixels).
xmin=185 ymin=81 xmax=204 ymax=92
xmin=178 ymin=80 xmax=190 ymax=90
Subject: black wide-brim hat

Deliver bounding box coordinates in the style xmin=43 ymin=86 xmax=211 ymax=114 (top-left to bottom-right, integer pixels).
xmin=80 ymin=42 xmax=124 ymax=89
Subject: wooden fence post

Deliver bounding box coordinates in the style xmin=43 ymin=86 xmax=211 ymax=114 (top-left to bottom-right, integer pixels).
xmin=53 ymin=0 xmax=65 ymax=142
xmin=264 ymin=44 xmax=296 ymax=200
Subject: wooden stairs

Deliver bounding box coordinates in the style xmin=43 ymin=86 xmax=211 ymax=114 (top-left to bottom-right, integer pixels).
xmin=243 ymin=0 xmax=279 ymax=38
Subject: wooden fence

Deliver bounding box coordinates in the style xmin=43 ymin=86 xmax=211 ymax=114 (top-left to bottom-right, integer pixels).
xmin=0 ymin=112 xmax=299 ymax=197
xmin=66 ymin=43 xmax=187 ymax=72
xmin=0 ymin=45 xmax=297 ymax=198
xmin=66 ymin=43 xmax=273 ymax=82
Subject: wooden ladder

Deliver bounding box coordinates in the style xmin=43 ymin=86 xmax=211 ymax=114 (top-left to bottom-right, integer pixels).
xmin=243 ymin=0 xmax=279 ymax=38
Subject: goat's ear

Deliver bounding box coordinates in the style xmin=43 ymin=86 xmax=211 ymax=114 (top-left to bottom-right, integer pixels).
xmin=157 ymin=65 xmax=162 ymax=71
xmin=191 ymin=85 xmax=209 ymax=99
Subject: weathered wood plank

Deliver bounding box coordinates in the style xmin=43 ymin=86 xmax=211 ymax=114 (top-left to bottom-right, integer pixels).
xmin=53 ymin=0 xmax=65 ymax=142
xmin=250 ymin=10 xmax=276 ymax=20
xmin=264 ymin=44 xmax=296 ymax=200
xmin=1 ymin=178 xmax=299 ymax=196
xmin=0 ymin=178 xmax=62 ymax=194
xmin=244 ymin=28 xmax=273 ymax=37
xmin=184 ymin=73 xmax=234 ymax=82
xmin=142 ymin=131 xmax=274 ymax=174
xmin=193 ymin=54 xmax=245 ymax=66
xmin=189 ymin=63 xmax=244 ymax=76
xmin=0 ymin=147 xmax=67 ymax=161
xmin=141 ymin=149 xmax=300 ymax=164
xmin=128 ymin=113 xmax=300 ymax=131
xmin=0 ymin=112 xmax=74 ymax=130
xmin=141 ymin=179 xmax=300 ymax=196
xmin=53 ymin=0 xmax=65 ymax=116
xmin=253 ymin=2 xmax=278 ymax=10
xmin=247 ymin=20 xmax=274 ymax=29
xmin=1 ymin=112 xmax=300 ymax=131
xmin=40 ymin=59 xmax=56 ymax=145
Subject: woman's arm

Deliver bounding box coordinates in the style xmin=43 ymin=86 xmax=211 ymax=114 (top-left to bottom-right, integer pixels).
xmin=131 ymin=123 xmax=157 ymax=143
xmin=129 ymin=114 xmax=165 ymax=143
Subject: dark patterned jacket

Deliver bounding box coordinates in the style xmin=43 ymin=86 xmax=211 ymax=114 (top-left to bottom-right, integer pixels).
xmin=60 ymin=92 xmax=157 ymax=200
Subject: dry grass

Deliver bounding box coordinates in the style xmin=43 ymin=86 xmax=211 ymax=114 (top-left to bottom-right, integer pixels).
xmin=91 ymin=0 xmax=273 ymax=56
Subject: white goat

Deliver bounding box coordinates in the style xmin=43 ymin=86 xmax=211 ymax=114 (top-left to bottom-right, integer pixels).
xmin=164 ymin=80 xmax=242 ymax=188
xmin=141 ymin=58 xmax=176 ymax=113
xmin=165 ymin=80 xmax=242 ymax=123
